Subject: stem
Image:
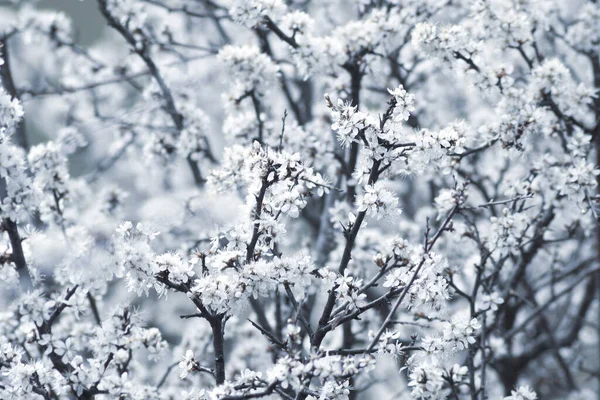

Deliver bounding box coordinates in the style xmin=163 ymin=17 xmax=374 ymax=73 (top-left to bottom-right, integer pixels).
xmin=246 ymin=175 xmax=270 ymax=263
xmin=210 ymin=315 xmax=226 ymax=385
xmin=345 ymin=64 xmax=362 ymax=202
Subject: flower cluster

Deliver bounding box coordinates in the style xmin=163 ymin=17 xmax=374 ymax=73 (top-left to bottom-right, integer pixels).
xmin=177 ymin=105 xmax=211 ymax=161
xmin=478 ymin=291 xmax=505 ymax=312
xmin=112 ymin=221 xmax=167 ymax=296
xmin=334 ymin=271 xmax=367 ymax=311
xmin=471 ymin=0 xmax=536 ymax=47
xmin=209 ymin=142 xmax=328 ymax=254
xmin=434 ymin=188 xmax=463 ymax=216
xmin=403 ymin=121 xmax=472 ymax=175
xmin=328 ymin=98 xmax=370 ymax=148
xmin=274 ymin=8 xmax=404 ymax=77
xmin=488 ymin=208 xmax=532 ymax=256
xmin=28 ymin=141 xmax=73 ymax=225
xmin=566 ymin=3 xmax=600 ymax=54
xmin=406 ymin=358 xmax=450 ymax=400
xmin=381 ymin=240 xmax=452 ymax=312
xmin=190 ymin=253 xmax=315 ymax=315
xmin=0 ymin=89 xmax=23 ymax=131
xmin=1 ymin=0 xmax=599 ymax=399
xmin=529 ymin=59 xmax=596 ymax=122
xmin=229 ymin=0 xmax=286 ymax=28
xmin=422 ymin=316 xmax=481 ymax=354
xmin=356 ymin=182 xmax=401 ymax=219
xmin=412 ymin=23 xmax=481 ymax=68
xmin=218 ymin=45 xmax=280 ymax=101
xmin=326 ymin=86 xmax=420 ymax=179
xmin=388 ymin=85 xmax=416 ymax=122
xmin=504 ymin=386 xmax=538 ymax=400
xmin=0 ymin=93 xmax=39 ymax=222
xmin=20 ymin=8 xmax=73 ymax=48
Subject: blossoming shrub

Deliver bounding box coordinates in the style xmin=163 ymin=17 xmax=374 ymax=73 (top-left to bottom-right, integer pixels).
xmin=0 ymin=0 xmax=599 ymax=399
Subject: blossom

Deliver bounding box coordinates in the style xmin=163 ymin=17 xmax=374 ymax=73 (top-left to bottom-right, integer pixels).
xmin=441 ymin=316 xmax=481 ymax=351
xmin=335 ymin=271 xmax=367 ymax=310
xmin=566 ymin=3 xmax=600 ymax=54
xmin=177 ymin=105 xmax=211 ymax=161
xmin=383 ymin=268 xmax=406 ymax=289
xmin=280 ymin=11 xmax=314 ymax=36
xmin=478 ymin=292 xmax=504 ymax=311
xmin=388 ymin=85 xmax=416 ymax=122
xmin=434 ymin=188 xmax=459 ymax=215
xmin=407 ymin=358 xmax=449 ymax=399
xmin=412 ymin=22 xmax=480 ymax=66
xmin=449 ymin=364 xmax=468 ymax=383
xmin=488 ymin=208 xmax=530 ymax=256
xmin=0 ymin=89 xmax=24 ymax=130
xmin=356 ymin=182 xmax=401 ymax=219
xmin=229 ymin=0 xmax=286 ymax=28
xmin=0 ymin=261 xmax=19 ymax=286
xmin=218 ymin=45 xmax=279 ymax=99
xmin=328 ymin=97 xmax=369 ymax=148
xmin=154 ymin=252 xmax=195 ymax=284
xmin=377 ymin=330 xmax=404 ymax=358
xmin=179 ymin=350 xmax=197 ymax=379
xmin=422 ymin=316 xmax=481 ymax=355
xmin=0 ymin=2 xmax=597 ymax=399
xmin=504 ymin=386 xmax=538 ymax=400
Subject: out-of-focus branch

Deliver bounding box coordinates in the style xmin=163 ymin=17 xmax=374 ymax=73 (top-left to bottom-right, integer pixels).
xmin=0 ymin=37 xmax=29 ymax=285
xmin=97 ymin=0 xmax=212 ymax=185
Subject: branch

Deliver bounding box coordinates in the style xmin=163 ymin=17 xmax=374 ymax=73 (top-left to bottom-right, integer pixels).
xmin=96 ymin=0 xmax=210 ymax=185
xmin=262 ymin=16 xmax=298 ymax=49
xmin=366 ymin=205 xmax=460 ymax=351
xmin=283 ymin=283 xmax=314 ymax=338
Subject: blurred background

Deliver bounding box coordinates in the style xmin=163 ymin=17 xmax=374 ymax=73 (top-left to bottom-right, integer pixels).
xmin=39 ymin=0 xmax=104 ymax=45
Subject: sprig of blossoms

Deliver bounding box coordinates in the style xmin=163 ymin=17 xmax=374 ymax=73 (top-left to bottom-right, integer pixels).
xmin=0 ymin=89 xmax=23 ymax=131
xmin=504 ymin=386 xmax=538 ymax=400
xmin=112 ymin=221 xmax=165 ymax=296
xmin=190 ymin=253 xmax=315 ymax=315
xmin=0 ymin=93 xmax=39 ymax=222
xmin=381 ymin=240 xmax=452 ymax=311
xmin=178 ymin=350 xmax=198 ymax=379
xmin=412 ymin=23 xmax=481 ymax=67
xmin=218 ymin=45 xmax=279 ymax=101
xmin=356 ymin=182 xmax=401 ymax=219
xmin=388 ymin=85 xmax=416 ymax=122
xmin=208 ymin=142 xmax=328 ymax=254
xmin=229 ymin=0 xmax=286 ymax=28
xmin=407 ymin=358 xmax=450 ymax=400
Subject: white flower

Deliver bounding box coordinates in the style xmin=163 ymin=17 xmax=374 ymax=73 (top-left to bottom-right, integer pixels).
xmin=449 ymin=364 xmax=468 ymax=383
xmin=407 ymin=358 xmax=449 ymax=399
xmin=356 ymin=182 xmax=401 ymax=219
xmin=382 ymin=268 xmax=406 ymax=289
xmin=328 ymin=98 xmax=368 ymax=148
xmin=504 ymin=386 xmax=538 ymax=400
xmin=434 ymin=188 xmax=458 ymax=215
xmin=218 ymin=45 xmax=279 ymax=99
xmin=479 ymin=292 xmax=504 ymax=311
xmin=154 ymin=253 xmax=195 ymax=285
xmin=229 ymin=0 xmax=286 ymax=28
xmin=388 ymin=85 xmax=416 ymax=122
xmin=280 ymin=11 xmax=314 ymax=36
xmin=179 ymin=350 xmax=197 ymax=379
xmin=0 ymin=89 xmax=24 ymax=130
